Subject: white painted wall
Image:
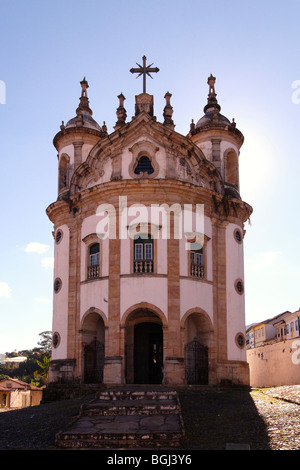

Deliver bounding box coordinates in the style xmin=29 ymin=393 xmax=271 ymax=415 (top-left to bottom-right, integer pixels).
xmin=51 ymin=224 xmax=70 ymax=360
xmin=180 ymin=279 xmax=213 ymax=322
xmin=120 ymin=277 xmax=168 ymax=321
xmin=80 ymin=279 xmax=109 ymax=323
xmin=226 ymin=223 xmax=246 ymax=361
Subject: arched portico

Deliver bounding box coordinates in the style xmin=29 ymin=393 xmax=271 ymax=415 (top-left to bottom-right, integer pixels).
xmin=80 ymin=308 xmax=107 ymax=383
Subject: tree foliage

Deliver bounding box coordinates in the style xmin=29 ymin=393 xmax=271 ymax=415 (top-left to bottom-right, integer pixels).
xmin=0 ymin=331 xmax=52 ymax=386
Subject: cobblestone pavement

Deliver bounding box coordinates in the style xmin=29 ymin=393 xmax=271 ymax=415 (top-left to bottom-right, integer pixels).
xmin=249 ymin=386 xmax=300 ymax=450
xmin=0 ymin=386 xmax=299 ymax=450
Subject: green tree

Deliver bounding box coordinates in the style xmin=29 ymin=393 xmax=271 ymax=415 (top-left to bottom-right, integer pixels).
xmin=37 ymin=331 xmax=52 ymax=356
xmin=34 ymin=356 xmax=51 ymax=382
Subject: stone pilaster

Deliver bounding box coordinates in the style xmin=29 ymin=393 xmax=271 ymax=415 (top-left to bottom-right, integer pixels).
xmin=164 ymin=213 xmax=185 ymax=385
xmin=66 ymin=216 xmax=82 ymax=379
xmin=103 ymin=205 xmax=122 ymax=384
xmin=73 ymin=141 xmax=83 ymax=169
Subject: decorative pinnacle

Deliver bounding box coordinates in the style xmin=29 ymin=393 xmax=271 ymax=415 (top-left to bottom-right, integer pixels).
xmin=80 ymin=77 xmax=89 ymax=97
xmin=77 ymin=77 xmax=93 ymax=116
xmin=204 ymin=73 xmax=221 ymax=114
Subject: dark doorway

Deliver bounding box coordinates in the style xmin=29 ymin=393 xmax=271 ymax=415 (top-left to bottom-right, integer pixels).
xmin=185 ymin=338 xmax=208 ymax=385
xmin=134 ymin=322 xmax=163 ymax=384
xmin=84 ymin=338 xmax=104 ymax=384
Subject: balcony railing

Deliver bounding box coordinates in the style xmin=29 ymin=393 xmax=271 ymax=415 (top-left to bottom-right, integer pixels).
xmin=190 ymin=263 xmax=205 ymax=279
xmin=87 ymin=264 xmax=100 ymax=280
xmin=134 ymin=259 xmax=153 ymax=273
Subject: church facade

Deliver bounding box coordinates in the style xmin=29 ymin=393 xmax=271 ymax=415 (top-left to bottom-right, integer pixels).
xmin=46 ymin=61 xmax=252 ymax=386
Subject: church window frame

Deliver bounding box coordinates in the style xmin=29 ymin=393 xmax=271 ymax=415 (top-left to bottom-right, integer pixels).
xmin=58 ymin=153 xmax=70 ymax=194
xmin=133 ymin=233 xmax=154 ymax=274
xmin=235 ymin=332 xmax=245 ymax=349
xmin=186 ymin=234 xmax=209 ymax=280
xmin=233 ymin=228 xmax=243 ymax=244
xmin=52 ymin=332 xmax=61 ymax=348
xmin=235 ymin=279 xmax=244 ymax=295
xmin=54 ymin=277 xmax=62 ymax=293
xmin=128 ymin=140 xmax=160 ymax=179
xmin=55 ymin=229 xmax=63 ymax=244
xmin=82 ymin=234 xmax=102 ymax=281
xmin=87 ymin=242 xmax=100 ymax=279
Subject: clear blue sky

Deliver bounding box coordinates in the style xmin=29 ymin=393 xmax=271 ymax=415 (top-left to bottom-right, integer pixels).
xmin=1 ymin=0 xmax=300 ymax=352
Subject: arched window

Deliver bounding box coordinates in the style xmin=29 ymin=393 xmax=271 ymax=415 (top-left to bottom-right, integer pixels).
xmin=87 ymin=243 xmax=100 ymax=279
xmin=225 ymin=150 xmax=239 ymax=188
xmin=134 ymin=156 xmax=154 ymax=175
xmin=134 ymin=234 xmax=153 ymax=273
xmin=58 ymin=155 xmax=68 ymax=193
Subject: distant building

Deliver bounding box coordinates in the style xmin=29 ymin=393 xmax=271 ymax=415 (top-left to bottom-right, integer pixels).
xmin=246 ymin=308 xmax=300 ymax=387
xmin=246 ymin=311 xmax=291 ymax=349
xmin=274 ymin=310 xmax=300 ymax=342
xmin=0 ymin=378 xmax=43 ymax=409
xmin=4 ymin=356 xmax=27 ymax=364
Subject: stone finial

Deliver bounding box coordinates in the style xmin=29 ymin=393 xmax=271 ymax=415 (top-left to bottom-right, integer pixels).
xmin=163 ymin=91 xmax=175 ymax=129
xmin=80 ymin=77 xmax=89 ymax=97
xmin=102 ymin=121 xmax=107 ymax=133
xmin=76 ymin=77 xmax=93 ymax=116
xmin=114 ymin=92 xmax=127 ymax=129
xmin=207 ymin=74 xmax=216 ymax=98
xmin=203 ymin=73 xmax=221 ymax=114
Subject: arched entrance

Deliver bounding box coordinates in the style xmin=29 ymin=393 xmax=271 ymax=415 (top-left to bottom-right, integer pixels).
xmin=81 ymin=310 xmax=106 ymax=384
xmin=124 ymin=307 xmax=164 ymax=384
xmin=183 ymin=310 xmax=213 ymax=385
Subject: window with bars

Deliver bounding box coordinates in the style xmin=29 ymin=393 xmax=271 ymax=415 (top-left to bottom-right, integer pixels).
xmin=134 ymin=235 xmax=153 ymax=273
xmin=134 ymin=156 xmax=154 ymax=175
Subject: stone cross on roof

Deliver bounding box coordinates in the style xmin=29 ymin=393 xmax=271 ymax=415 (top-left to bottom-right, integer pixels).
xmin=130 ymin=56 xmax=159 ymax=93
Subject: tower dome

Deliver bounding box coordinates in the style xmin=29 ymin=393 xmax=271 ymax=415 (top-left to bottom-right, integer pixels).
xmin=64 ymin=77 xmax=102 ymax=132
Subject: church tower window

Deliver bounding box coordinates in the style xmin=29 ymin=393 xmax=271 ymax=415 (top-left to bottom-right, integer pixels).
xmin=134 ymin=234 xmax=153 ymax=273
xmin=134 ymin=156 xmax=154 ymax=175
xmin=87 ymin=243 xmax=100 ymax=279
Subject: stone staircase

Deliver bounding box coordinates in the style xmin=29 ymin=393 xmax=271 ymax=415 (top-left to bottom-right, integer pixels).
xmin=55 ymin=387 xmax=185 ymax=449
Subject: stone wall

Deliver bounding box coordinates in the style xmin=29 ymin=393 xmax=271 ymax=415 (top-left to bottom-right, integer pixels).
xmin=247 ymin=338 xmax=300 ymax=387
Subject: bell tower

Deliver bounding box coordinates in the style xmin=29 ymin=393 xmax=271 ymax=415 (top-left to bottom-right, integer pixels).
xmin=53 ymin=78 xmax=106 ymax=199
xmin=189 ymin=74 xmax=243 ymax=199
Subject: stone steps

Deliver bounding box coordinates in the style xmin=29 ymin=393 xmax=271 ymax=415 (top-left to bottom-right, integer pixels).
xmin=55 ymin=387 xmax=185 ymax=449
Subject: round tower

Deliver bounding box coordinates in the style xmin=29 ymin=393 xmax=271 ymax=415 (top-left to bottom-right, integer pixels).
xmin=53 ymin=78 xmax=106 ymax=199
xmin=189 ymin=74 xmax=243 ymax=199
